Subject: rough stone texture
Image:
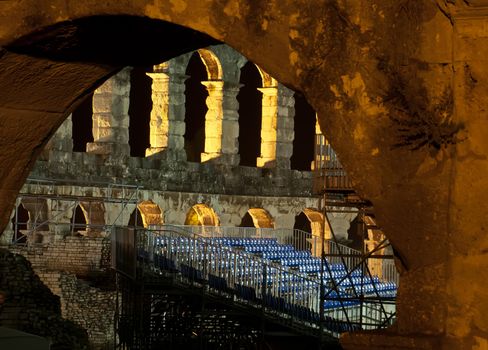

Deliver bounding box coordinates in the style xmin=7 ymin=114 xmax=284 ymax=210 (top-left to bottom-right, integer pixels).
xmin=0 ymin=1 xmax=486 ymax=349
xmin=0 ymin=249 xmax=90 ymax=349
xmin=8 ymin=237 xmax=110 ymax=276
xmin=9 ymin=239 xmax=115 ymax=348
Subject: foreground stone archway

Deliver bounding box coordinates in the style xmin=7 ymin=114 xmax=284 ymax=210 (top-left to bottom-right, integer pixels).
xmin=0 ymin=1 xmax=487 ymax=349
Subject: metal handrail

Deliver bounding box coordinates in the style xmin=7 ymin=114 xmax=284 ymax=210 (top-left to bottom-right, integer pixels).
xmin=132 ymin=226 xmax=396 ymax=336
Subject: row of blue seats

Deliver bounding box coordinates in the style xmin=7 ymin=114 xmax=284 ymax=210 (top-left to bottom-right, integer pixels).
xmin=155 ymin=235 xmax=398 ymax=298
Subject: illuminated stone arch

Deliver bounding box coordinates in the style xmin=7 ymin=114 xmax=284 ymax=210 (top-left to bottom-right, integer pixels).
xmin=294 ymin=208 xmax=324 ymax=256
xmin=239 ymin=208 xmax=274 ymax=228
xmin=0 ymin=4 xmax=482 ymax=347
xmin=77 ymin=201 xmax=106 ymax=236
xmin=184 ymin=204 xmax=219 ymax=226
xmin=129 ymin=200 xmax=164 ymax=229
xmin=197 ymin=48 xmax=223 ymax=81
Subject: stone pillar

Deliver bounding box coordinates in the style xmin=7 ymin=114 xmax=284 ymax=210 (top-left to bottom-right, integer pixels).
xmin=145 ymin=67 xmax=187 ymax=161
xmin=257 ymin=84 xmax=295 ymax=168
xmin=86 ymin=67 xmax=131 ymax=159
xmin=201 ymin=80 xmax=224 ymax=162
xmin=200 ymin=81 xmax=240 ymax=165
xmin=221 ymin=83 xmax=241 ymax=165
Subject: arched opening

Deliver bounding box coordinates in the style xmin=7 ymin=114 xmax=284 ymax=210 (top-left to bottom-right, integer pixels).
xmin=128 ymin=207 xmax=144 ymax=229
xmin=128 ymin=65 xmax=153 ymax=157
xmin=128 ymin=201 xmax=164 ymax=229
xmin=72 ymin=92 xmax=94 ymax=152
xmin=197 ymin=49 xmax=223 ymax=80
xmin=0 ymin=10 xmax=408 ymax=348
xmin=11 ymin=204 xmax=29 ymax=243
xmin=291 ymin=93 xmax=316 ymax=171
xmin=294 ymin=208 xmax=324 ymax=256
xmin=237 ymin=62 xmax=263 ymax=167
xmin=239 ymin=208 xmax=274 ymax=228
xmin=184 ymin=52 xmax=208 ymax=162
xmin=184 ymin=204 xmax=219 ymax=226
xmin=72 ymin=204 xmax=88 ymax=234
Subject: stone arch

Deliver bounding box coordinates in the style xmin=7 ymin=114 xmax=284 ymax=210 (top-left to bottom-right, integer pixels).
xmin=255 ymin=66 xmax=277 ymax=88
xmin=294 ymin=208 xmax=324 ymax=256
xmin=184 ymin=204 xmax=219 ymax=226
xmin=78 ymin=201 xmax=106 ymax=236
xmin=72 ymin=203 xmax=88 ymax=234
xmin=129 ymin=200 xmax=164 ymax=229
xmin=20 ymin=197 xmax=49 ymax=232
xmin=0 ymin=5 xmax=477 ymax=348
xmin=197 ymin=48 xmax=223 ymax=81
xmin=239 ymin=208 xmax=274 ymax=228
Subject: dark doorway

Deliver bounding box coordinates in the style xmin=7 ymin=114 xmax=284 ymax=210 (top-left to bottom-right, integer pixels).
xmin=293 ymin=212 xmax=312 ymax=251
xmin=11 ymin=204 xmax=29 ymax=243
xmin=184 ymin=52 xmax=208 ymax=162
xmin=129 ymin=208 xmax=144 ymax=229
xmin=72 ymin=205 xmax=87 ymax=233
xmin=290 ymin=92 xmax=316 ymax=171
xmin=72 ymin=92 xmax=94 ymax=152
xmin=129 ymin=66 xmax=153 ymax=157
xmin=294 ymin=212 xmax=312 ymax=233
xmin=239 ymin=212 xmax=255 ymax=227
xmin=237 ymin=62 xmax=263 ymax=167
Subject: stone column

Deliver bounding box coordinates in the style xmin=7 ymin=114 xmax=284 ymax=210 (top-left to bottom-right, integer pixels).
xmin=145 ymin=68 xmax=187 ymax=161
xmin=200 ymin=81 xmax=240 ymax=165
xmin=221 ymin=83 xmax=241 ymax=165
xmin=257 ymin=84 xmax=295 ymax=168
xmin=86 ymin=67 xmax=131 ymax=159
xmin=201 ymin=80 xmax=224 ymax=162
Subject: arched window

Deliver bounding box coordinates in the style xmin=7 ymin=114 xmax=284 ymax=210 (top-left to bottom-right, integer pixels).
xmin=184 ymin=52 xmax=208 ymax=162
xmin=72 ymin=204 xmax=87 ymax=234
xmin=11 ymin=204 xmax=29 ymax=243
xmin=294 ymin=208 xmax=324 ymax=255
xmin=129 ymin=201 xmax=164 ymax=229
xmin=185 ymin=204 xmax=219 ymax=226
xmin=237 ymin=62 xmax=263 ymax=167
xmin=239 ymin=208 xmax=273 ymax=228
xmin=128 ymin=66 xmax=153 ymax=157
xmin=72 ymin=92 xmax=94 ymax=152
xmin=290 ymin=92 xmax=316 ymax=170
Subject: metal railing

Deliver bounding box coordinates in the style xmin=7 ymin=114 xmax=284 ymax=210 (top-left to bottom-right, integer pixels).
xmin=313 ymin=134 xmax=353 ymax=193
xmin=126 ymin=225 xmax=397 ymax=337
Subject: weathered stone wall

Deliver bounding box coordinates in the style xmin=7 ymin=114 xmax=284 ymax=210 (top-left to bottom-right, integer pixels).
xmin=9 ymin=239 xmax=115 ymax=349
xmin=0 ymin=249 xmax=90 ymax=349
xmin=31 ymin=45 xmax=314 ymax=198
xmin=38 ymin=270 xmax=115 ymax=349
xmin=9 ymin=237 xmax=110 ymax=276
xmin=8 ymin=183 xmax=325 ymax=239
